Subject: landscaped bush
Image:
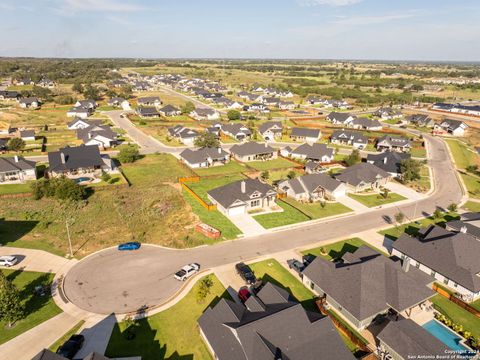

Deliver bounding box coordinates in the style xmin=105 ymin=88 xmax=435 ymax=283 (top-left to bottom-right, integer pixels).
xmin=30 ymin=177 xmax=86 ymax=201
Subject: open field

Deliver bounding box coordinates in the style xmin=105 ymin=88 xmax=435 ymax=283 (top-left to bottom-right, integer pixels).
xmin=348 ymin=192 xmax=406 ymax=207
xmin=106 ymin=275 xmax=227 ymax=360
xmin=445 ymin=139 xmax=479 ymax=169
xmin=0 ymin=270 xmax=62 ymax=345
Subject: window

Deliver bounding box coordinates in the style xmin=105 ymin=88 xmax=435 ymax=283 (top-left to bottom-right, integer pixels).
xmin=310 ymin=282 xmax=314 ymax=290
xmin=250 ymin=200 xmax=260 ymax=207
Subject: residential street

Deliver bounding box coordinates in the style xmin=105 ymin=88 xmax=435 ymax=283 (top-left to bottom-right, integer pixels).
xmin=63 ymin=133 xmax=464 ymax=314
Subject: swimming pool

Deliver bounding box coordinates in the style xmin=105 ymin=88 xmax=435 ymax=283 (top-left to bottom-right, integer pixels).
xmin=422 ymin=319 xmax=469 ymax=351
xmin=74 ymin=177 xmax=92 ymax=184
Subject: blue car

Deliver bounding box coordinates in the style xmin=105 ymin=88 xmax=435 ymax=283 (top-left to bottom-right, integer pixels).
xmin=118 ymin=242 xmax=141 ymax=251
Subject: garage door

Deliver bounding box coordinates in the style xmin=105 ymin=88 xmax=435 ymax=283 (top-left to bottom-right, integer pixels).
xmin=228 ymin=205 xmax=246 ymax=216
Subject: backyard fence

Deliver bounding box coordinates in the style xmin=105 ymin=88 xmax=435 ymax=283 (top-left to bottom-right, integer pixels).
xmin=180 ymin=176 xmax=217 ymax=211
xmin=0 ymin=192 xmax=31 ymax=199
xmin=178 ymin=176 xmax=200 ymax=184
xmin=432 ymin=283 xmax=480 ymax=319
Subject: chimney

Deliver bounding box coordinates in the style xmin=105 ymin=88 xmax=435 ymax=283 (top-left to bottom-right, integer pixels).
xmin=383 ymin=156 xmax=388 ymax=164
xmin=14 ymin=155 xmax=19 ymax=163
xmin=240 ymin=180 xmax=246 ymax=194
xmin=460 ymin=226 xmax=467 ymax=233
xmin=218 ymin=147 xmax=221 ymax=154
xmin=402 ymin=257 xmax=410 ymax=272
xmin=60 ymin=152 xmax=66 ymax=164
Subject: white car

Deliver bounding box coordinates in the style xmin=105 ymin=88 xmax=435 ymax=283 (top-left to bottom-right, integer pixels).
xmin=0 ymin=255 xmax=18 ymax=267
xmin=174 ymin=263 xmax=200 ymax=281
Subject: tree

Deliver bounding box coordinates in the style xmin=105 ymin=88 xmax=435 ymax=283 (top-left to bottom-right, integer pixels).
xmin=0 ymin=272 xmax=24 ymax=327
xmin=72 ymin=81 xmax=83 ymax=94
xmin=117 ymin=144 xmax=140 ymax=163
xmin=119 ymin=85 xmax=133 ymax=99
xmin=447 ymin=203 xmax=458 ymax=212
xmin=83 ymin=84 xmax=101 ymax=100
xmin=181 ymin=101 xmax=195 ymax=114
xmin=400 ymin=159 xmax=422 ymax=182
xmin=394 ymin=211 xmax=405 ymax=225
xmin=194 ymin=132 xmax=220 ymax=148
xmin=344 ymin=149 xmax=361 ymax=167
xmin=433 ymin=209 xmax=443 ymax=220
xmin=260 ymin=171 xmax=270 ymax=181
xmin=227 ymin=110 xmax=241 ymax=121
xmin=51 ymin=177 xmax=86 ymax=201
xmin=380 ymin=188 xmax=390 ymax=199
xmin=196 ymin=276 xmax=214 ymax=304
xmin=6 ymin=138 xmax=25 ymax=152
xmin=287 ymin=170 xmax=297 ymax=179
xmin=101 ymin=171 xmax=112 ymax=183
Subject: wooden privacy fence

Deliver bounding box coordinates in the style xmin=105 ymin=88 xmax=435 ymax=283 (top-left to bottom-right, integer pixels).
xmin=178 ymin=176 xmax=200 ymax=184
xmin=0 ymin=192 xmax=31 ymax=199
xmin=432 ymin=283 xmax=480 ymax=319
xmin=180 ymin=180 xmax=217 ymax=211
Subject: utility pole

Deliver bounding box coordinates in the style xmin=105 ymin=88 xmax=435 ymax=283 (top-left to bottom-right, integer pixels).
xmin=66 ymin=219 xmax=73 ymax=258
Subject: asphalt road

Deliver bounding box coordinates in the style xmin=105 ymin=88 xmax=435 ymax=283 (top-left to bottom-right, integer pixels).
xmin=63 ymin=132 xmax=463 ymax=314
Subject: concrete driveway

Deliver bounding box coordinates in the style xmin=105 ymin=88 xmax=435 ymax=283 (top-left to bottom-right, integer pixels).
xmin=0 ymin=247 xmax=75 ymax=274
xmin=228 ymin=213 xmax=268 ymax=237
xmin=336 ymin=195 xmax=370 ymax=213
xmin=385 ymin=181 xmax=426 ymax=201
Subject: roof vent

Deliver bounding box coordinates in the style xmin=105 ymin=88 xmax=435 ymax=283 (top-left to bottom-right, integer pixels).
xmin=14 ymin=155 xmax=19 ymax=163
xmin=460 ymin=225 xmax=468 ymax=233
xmin=241 ymin=180 xmax=246 ymax=194
xmin=60 ymin=152 xmax=66 ymax=164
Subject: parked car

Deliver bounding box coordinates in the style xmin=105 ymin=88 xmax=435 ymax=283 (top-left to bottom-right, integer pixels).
xmin=0 ymin=255 xmax=18 ymax=267
xmin=56 ymin=334 xmax=85 ymax=359
xmin=118 ymin=242 xmax=141 ymax=251
xmin=287 ymin=259 xmax=305 ymax=275
xmin=174 ymin=263 xmax=200 ymax=281
xmin=235 ymin=262 xmax=256 ymax=284
xmin=237 ymin=286 xmax=251 ymax=303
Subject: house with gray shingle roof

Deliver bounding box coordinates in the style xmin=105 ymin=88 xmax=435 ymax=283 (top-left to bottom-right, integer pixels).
xmin=326 ymin=112 xmax=355 ymax=126
xmin=330 ymin=130 xmax=368 ymax=149
xmin=376 ymin=136 xmax=411 ymax=152
xmin=284 ymin=143 xmax=334 ymax=163
xmin=167 ymin=125 xmax=200 ymax=146
xmin=137 ymin=96 xmax=162 ymax=107
xmin=67 ymin=106 xmax=92 ymax=119
xmin=221 ymin=123 xmax=252 ymax=141
xmin=446 ymin=212 xmax=480 ymax=240
xmin=190 ymin=108 xmax=220 ymax=121
xmin=302 ymin=246 xmax=435 ymax=330
xmin=137 ymin=106 xmax=160 ymax=118
xmin=19 ymin=97 xmax=40 ymax=109
xmin=350 ymin=117 xmax=382 ymax=131
xmin=198 ymin=282 xmax=354 ymax=360
xmin=373 ymin=107 xmax=402 ymax=120
xmin=208 ymin=178 xmax=277 ymax=216
xmin=258 ymin=121 xmax=282 ymax=141
xmin=158 ymin=104 xmax=181 ymax=117
xmin=405 ymin=114 xmax=434 ymax=128
xmin=0 ymin=156 xmax=37 ymax=183
xmin=434 ymin=119 xmax=468 ymax=137
xmin=335 ymin=162 xmax=391 ymax=192
xmin=76 ymin=124 xmax=118 ymax=148
xmin=229 ymin=142 xmax=277 ymax=162
xmin=366 ymin=151 xmax=410 ymax=178
xmin=179 ymin=147 xmax=229 ymax=169
xmin=377 ymin=317 xmax=448 ymax=359
xmin=20 ymin=129 xmax=35 ymax=141
xmin=279 ymin=173 xmax=346 ymax=201
xmin=290 ymin=127 xmax=321 ymax=143
xmin=392 ymin=225 xmax=480 ymax=302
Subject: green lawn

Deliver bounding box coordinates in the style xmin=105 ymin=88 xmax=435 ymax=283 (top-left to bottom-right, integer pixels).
xmin=379 ymin=212 xmax=459 ymax=240
xmin=445 ymin=139 xmax=478 ymax=170
xmin=253 ymin=200 xmax=310 ymax=229
xmin=431 ymin=294 xmax=480 ymax=339
xmin=0 ymin=182 xmax=32 ymax=195
xmin=183 ymin=191 xmax=242 ymax=241
xmin=49 ymin=320 xmax=85 ymax=352
xmin=248 ymin=158 xmax=298 ymax=171
xmin=188 ymin=174 xmax=244 ymax=203
xmin=471 ymin=298 xmax=480 ymax=312
xmin=283 ymin=198 xmax=352 ymax=219
xmin=461 ymin=173 xmax=480 ymax=199
xmin=411 ymin=146 xmax=427 ymax=158
xmin=0 ymin=270 xmax=62 ymax=345
xmin=105 ymin=275 xmax=228 ymax=360
xmin=249 ymin=259 xmax=317 ymax=311
xmin=462 ymin=201 xmax=480 ymax=212
xmin=194 ymin=161 xmax=249 ymax=177
xmin=348 ymin=192 xmax=406 ymax=207
xmin=301 ymin=237 xmax=388 ymax=260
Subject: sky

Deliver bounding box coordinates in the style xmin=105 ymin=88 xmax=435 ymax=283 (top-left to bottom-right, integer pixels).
xmin=0 ymin=0 xmax=479 ymax=61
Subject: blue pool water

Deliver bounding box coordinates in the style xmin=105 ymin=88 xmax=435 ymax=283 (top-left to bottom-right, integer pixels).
xmin=74 ymin=177 xmax=92 ymax=183
xmin=423 ymin=320 xmax=469 ymax=351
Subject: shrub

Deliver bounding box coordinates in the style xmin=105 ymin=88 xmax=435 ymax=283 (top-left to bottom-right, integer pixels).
xmin=118 ymin=144 xmax=140 ymax=164
xmin=7 ymin=138 xmax=26 ymax=152
xmin=30 ymin=176 xmax=86 ymax=201
xmin=227 ymin=110 xmax=241 ymax=120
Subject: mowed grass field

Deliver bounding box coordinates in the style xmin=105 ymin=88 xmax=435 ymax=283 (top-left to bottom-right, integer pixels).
xmin=348 ymin=192 xmax=406 ymax=207
xmin=445 ymin=139 xmax=479 ymax=169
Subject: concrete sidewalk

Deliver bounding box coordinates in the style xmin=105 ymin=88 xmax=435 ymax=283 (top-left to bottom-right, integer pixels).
xmin=336 ymin=195 xmax=370 ymax=214
xmin=228 ymin=213 xmax=268 ymax=237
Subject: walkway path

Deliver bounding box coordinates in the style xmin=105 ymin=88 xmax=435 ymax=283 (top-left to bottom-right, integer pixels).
xmin=75 ymin=314 xmax=117 ymax=359
xmin=228 ymin=213 xmax=268 ymax=237
xmin=336 ymin=195 xmax=370 ymax=214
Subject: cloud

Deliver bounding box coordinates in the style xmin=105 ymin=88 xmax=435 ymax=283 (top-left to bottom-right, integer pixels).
xmin=0 ymin=3 xmax=15 ymax=10
xmin=331 ymin=11 xmax=420 ymax=26
xmin=297 ymin=0 xmax=362 ymax=6
xmin=59 ymin=0 xmax=147 ymax=13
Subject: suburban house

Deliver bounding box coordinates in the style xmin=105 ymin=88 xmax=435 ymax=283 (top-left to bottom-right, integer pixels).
xmin=221 ymin=124 xmax=252 ymax=141
xmin=38 ymin=78 xmax=56 ymax=88
xmin=279 ymin=173 xmax=346 ymax=201
xmin=75 ymin=99 xmax=97 ymax=110
xmin=376 ymin=136 xmax=411 ymax=152
xmin=137 ymin=96 xmax=162 ymax=107
xmin=244 ymin=103 xmax=269 ymax=113
xmin=405 ymin=114 xmax=434 ymax=128
xmin=326 ymin=112 xmax=355 ymax=126
xmin=190 ymin=108 xmax=220 ymax=121
xmin=373 ymin=107 xmax=402 ymax=120
xmin=432 ymin=102 xmax=480 ymax=116
xmin=305 ymin=161 xmax=327 ymax=174
xmin=107 ymin=97 xmax=130 ymax=110
xmin=229 ymin=142 xmax=277 ymax=162
xmin=0 ymin=90 xmax=20 ymax=100
xmin=20 ymin=130 xmax=35 ymax=141
xmin=290 ymin=127 xmax=321 ymax=143
xmin=433 ymin=119 xmax=468 ymax=136
xmin=446 ymin=212 xmax=480 ymax=240
xmin=137 ymin=106 xmax=160 ymax=118
xmin=392 ymin=225 xmax=480 ymax=302
xmin=198 ymin=282 xmax=354 ymax=360
xmin=19 ymin=97 xmax=40 ymax=109
xmin=283 ymin=143 xmax=334 ymax=163
xmin=158 ymin=104 xmax=181 ymax=117
xmin=47 ymin=145 xmax=114 ymax=177
xmin=67 ymin=106 xmax=92 ymax=119
xmin=279 ymin=100 xmax=295 ymax=110
xmin=324 ymin=99 xmax=350 ymax=109
xmin=258 ymin=121 xmax=283 ymax=141
xmin=76 ymin=124 xmax=118 ymax=148
xmin=330 ymin=130 xmax=368 ymax=149
xmin=207 ymin=178 xmax=277 ymax=216
xmin=366 ymin=151 xmax=411 ymax=178
xmin=0 ymin=156 xmax=37 ymax=183
xmin=335 ymin=163 xmax=391 ymax=192
xmin=179 ymin=147 xmax=229 ymax=169
xmin=377 ymin=317 xmax=448 ymax=360
xmin=350 ymin=117 xmax=382 ymax=131
xmin=307 ymin=96 xmax=325 ymax=105
xmin=238 ymin=91 xmax=263 ymax=102
xmin=263 ymin=97 xmax=281 ymax=107
xmin=16 ymin=78 xmax=34 ymax=86
xmin=167 ymin=125 xmax=200 ymax=146
xmin=302 ymin=246 xmax=435 ymax=330
xmin=68 ymin=118 xmax=102 ymax=130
